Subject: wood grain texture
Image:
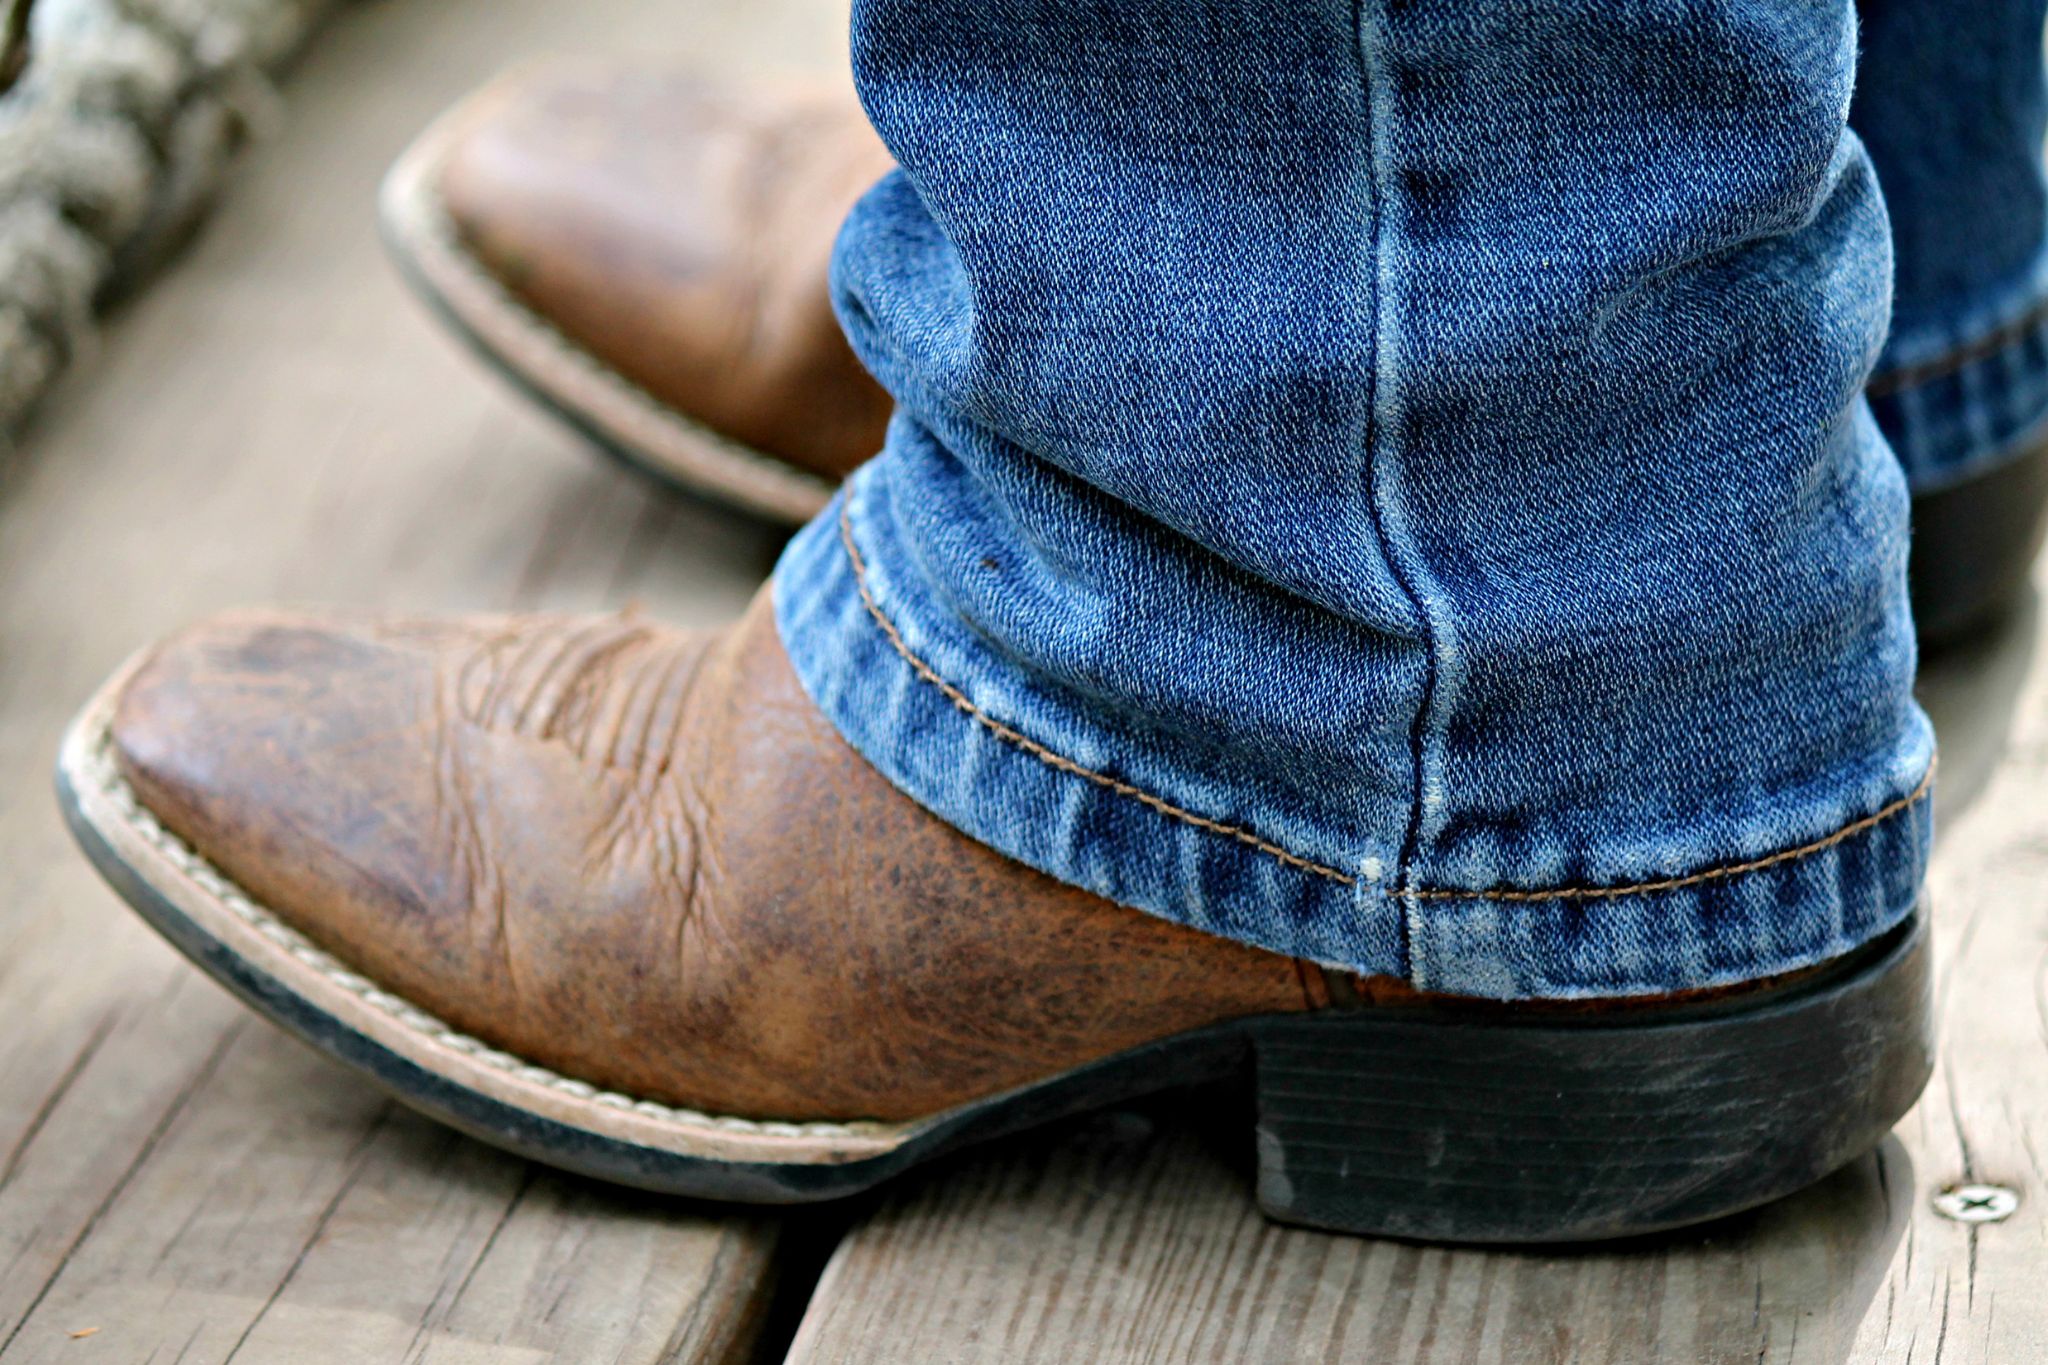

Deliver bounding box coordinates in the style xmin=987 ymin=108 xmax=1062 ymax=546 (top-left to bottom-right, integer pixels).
xmin=0 ymin=0 xmax=849 ymax=1360
xmin=787 ymin=607 xmax=2048 ymax=1364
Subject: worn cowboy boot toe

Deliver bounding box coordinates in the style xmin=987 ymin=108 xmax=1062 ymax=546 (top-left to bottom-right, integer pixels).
xmin=93 ymin=597 xmax=1316 ymax=1124
xmin=60 ymin=591 xmax=1933 ymax=1242
xmin=381 ymin=63 xmax=895 ymax=523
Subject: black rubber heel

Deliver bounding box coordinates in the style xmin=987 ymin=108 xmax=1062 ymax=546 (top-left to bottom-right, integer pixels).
xmin=1912 ymin=432 xmax=2048 ymax=648
xmin=1250 ymin=916 xmax=1932 ymax=1243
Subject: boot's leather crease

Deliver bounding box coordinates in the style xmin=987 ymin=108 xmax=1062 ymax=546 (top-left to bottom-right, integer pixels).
xmin=106 ymin=592 xmax=1316 ymax=1123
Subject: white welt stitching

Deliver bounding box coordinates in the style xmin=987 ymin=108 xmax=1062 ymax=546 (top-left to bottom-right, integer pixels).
xmin=79 ymin=720 xmax=870 ymax=1141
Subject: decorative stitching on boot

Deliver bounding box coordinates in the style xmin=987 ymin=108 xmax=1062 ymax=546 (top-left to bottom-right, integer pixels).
xmin=841 ymin=504 xmax=1936 ymax=905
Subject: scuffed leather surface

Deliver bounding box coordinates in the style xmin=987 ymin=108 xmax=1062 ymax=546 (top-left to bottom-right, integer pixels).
xmin=435 ymin=66 xmax=895 ymax=481
xmin=109 ymin=593 xmax=1313 ymax=1122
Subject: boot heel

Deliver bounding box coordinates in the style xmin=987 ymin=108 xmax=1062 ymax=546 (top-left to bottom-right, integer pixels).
xmin=1250 ymin=915 xmax=1932 ymax=1243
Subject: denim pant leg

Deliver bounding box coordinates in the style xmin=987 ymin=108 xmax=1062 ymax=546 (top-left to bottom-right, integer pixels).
xmin=774 ymin=0 xmax=1935 ymax=998
xmin=1856 ymin=0 xmax=2048 ymax=489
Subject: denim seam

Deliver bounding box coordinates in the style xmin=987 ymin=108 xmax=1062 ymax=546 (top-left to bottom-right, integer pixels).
xmin=837 ymin=503 xmax=1936 ymax=907
xmin=1352 ymin=0 xmax=1437 ymax=982
xmin=1868 ymin=291 xmax=2048 ymax=396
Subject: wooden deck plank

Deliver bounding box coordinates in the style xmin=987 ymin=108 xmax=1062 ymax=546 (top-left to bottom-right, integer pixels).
xmin=0 ymin=0 xmax=847 ymax=1359
xmin=782 ymin=1097 xmax=1914 ymax=1363
xmin=1846 ymin=606 xmax=2048 ymax=1364
xmin=786 ymin=610 xmax=2048 ymax=1363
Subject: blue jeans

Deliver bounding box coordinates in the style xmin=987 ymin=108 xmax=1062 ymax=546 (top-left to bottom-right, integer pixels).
xmin=1859 ymin=0 xmax=2048 ymax=490
xmin=771 ymin=0 xmax=2005 ymax=997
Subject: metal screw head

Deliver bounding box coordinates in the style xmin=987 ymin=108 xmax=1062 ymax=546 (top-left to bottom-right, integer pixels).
xmin=1933 ymin=1184 xmax=2019 ymax=1224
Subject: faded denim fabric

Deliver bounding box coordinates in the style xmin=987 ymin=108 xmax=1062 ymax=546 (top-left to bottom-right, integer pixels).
xmin=774 ymin=0 xmax=1935 ymax=997
xmin=1857 ymin=0 xmax=2048 ymax=489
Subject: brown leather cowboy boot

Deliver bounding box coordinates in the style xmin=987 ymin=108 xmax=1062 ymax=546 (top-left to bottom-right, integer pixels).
xmin=380 ymin=63 xmax=895 ymax=524
xmin=59 ymin=588 xmax=1931 ymax=1242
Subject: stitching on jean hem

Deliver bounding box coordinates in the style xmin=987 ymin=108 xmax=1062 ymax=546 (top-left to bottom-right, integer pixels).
xmin=841 ymin=505 xmax=1936 ymax=905
xmin=1410 ymin=760 xmax=1935 ymax=902
xmin=1868 ymin=292 xmax=2048 ymax=397
xmin=837 ymin=507 xmax=1357 ymax=885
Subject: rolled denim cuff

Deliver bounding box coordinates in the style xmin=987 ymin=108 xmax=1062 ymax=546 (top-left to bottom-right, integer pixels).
xmin=776 ymin=476 xmax=1934 ymax=1001
xmin=1400 ymin=789 xmax=1931 ymax=998
xmin=1871 ymin=290 xmax=2048 ymax=493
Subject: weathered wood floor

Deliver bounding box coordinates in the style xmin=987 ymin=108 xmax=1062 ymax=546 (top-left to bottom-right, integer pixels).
xmin=1 ymin=0 xmax=2044 ymax=1359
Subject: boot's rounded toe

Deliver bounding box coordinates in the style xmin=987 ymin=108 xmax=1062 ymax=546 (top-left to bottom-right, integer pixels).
xmin=111 ymin=611 xmax=437 ymax=885
xmin=105 ymin=611 xmax=539 ymax=1047
xmin=90 ymin=598 xmax=1315 ymax=1125
xmin=422 ymin=62 xmax=895 ymax=480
